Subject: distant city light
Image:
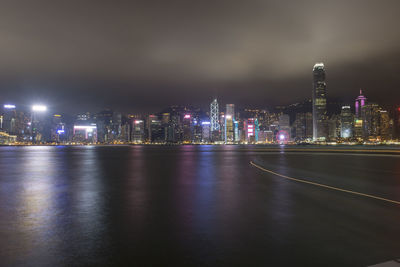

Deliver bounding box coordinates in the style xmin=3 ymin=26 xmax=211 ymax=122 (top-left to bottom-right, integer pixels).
xmin=201 ymin=121 xmax=210 ymax=125
xmin=134 ymin=120 xmax=143 ymax=124
xmin=32 ymin=105 xmax=47 ymax=112
xmin=184 ymin=114 xmax=191 ymax=119
xmin=276 ymin=130 xmax=289 ymax=143
xmin=4 ymin=104 xmax=16 ymax=109
xmin=57 ymin=129 xmax=65 ymax=134
xmin=225 ymin=115 xmax=232 ymax=119
xmin=54 ymin=114 xmax=61 ymax=117
xmin=74 ymin=125 xmax=96 ymax=130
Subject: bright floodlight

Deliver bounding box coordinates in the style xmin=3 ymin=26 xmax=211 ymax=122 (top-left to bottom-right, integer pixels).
xmin=4 ymin=104 xmax=16 ymax=109
xmin=279 ymin=134 xmax=285 ymax=140
xmin=32 ymin=105 xmax=47 ymax=112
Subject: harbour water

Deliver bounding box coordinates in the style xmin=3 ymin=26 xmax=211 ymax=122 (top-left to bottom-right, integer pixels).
xmin=1 ymin=145 xmax=400 ymax=266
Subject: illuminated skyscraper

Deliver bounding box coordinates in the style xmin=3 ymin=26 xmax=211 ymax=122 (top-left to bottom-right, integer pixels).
xmin=182 ymin=114 xmax=193 ymax=143
xmin=132 ymin=120 xmax=145 ymax=143
xmin=244 ymin=118 xmax=259 ymax=143
xmin=147 ymin=115 xmax=163 ymax=142
xmin=210 ymin=99 xmax=219 ymax=132
xmin=2 ymin=104 xmax=17 ymax=134
xmin=362 ymin=103 xmax=381 ymax=138
xmin=312 ymin=63 xmax=327 ymax=140
xmin=379 ymin=110 xmax=391 ymax=140
xmin=201 ymin=121 xmax=211 ymax=142
xmin=340 ymin=106 xmax=353 ymax=138
xmin=355 ymin=89 xmax=367 ymax=119
xmin=225 ymin=104 xmax=235 ymax=143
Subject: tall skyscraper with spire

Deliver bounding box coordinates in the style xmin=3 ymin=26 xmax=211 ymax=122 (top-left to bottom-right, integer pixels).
xmin=312 ymin=63 xmax=328 ymax=140
xmin=355 ymin=89 xmax=367 ymax=119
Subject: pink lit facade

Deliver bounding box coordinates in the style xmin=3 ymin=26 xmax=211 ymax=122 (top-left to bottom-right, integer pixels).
xmin=355 ymin=89 xmax=367 ymax=119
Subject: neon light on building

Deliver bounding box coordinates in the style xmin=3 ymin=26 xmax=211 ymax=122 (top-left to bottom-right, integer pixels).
xmin=355 ymin=89 xmax=367 ymax=119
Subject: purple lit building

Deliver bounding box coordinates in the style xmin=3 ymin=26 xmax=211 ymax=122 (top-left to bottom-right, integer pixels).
xmin=355 ymin=89 xmax=367 ymax=119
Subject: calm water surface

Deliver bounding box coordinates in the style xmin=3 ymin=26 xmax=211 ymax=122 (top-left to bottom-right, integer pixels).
xmin=1 ymin=145 xmax=400 ymax=266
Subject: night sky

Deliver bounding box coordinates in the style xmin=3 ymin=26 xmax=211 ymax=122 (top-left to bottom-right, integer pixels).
xmin=1 ymin=0 xmax=400 ymax=113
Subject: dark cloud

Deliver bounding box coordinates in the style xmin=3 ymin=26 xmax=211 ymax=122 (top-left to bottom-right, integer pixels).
xmin=0 ymin=0 xmax=400 ymax=113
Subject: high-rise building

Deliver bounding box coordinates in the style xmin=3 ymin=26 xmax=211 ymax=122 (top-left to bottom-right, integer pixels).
xmin=147 ymin=115 xmax=163 ymax=142
xmin=210 ymin=99 xmax=219 ymax=132
xmin=340 ymin=106 xmax=353 ymax=138
xmin=2 ymin=104 xmax=17 ymax=135
xmin=182 ymin=114 xmax=193 ymax=143
xmin=244 ymin=118 xmax=259 ymax=143
xmin=379 ymin=110 xmax=391 ymax=140
xmin=355 ymin=90 xmax=367 ymax=119
xmin=312 ymin=63 xmax=327 ymax=140
xmin=73 ymin=124 xmax=97 ymax=143
xmin=201 ymin=121 xmax=211 ymax=143
xmin=132 ymin=120 xmax=145 ymax=143
xmin=354 ymin=119 xmax=363 ymax=139
xmin=362 ymin=103 xmax=381 ymax=138
xmin=278 ymin=114 xmax=291 ymax=140
xmin=293 ymin=113 xmax=312 ymax=140
xmin=96 ymin=109 xmax=113 ymax=143
xmin=225 ymin=104 xmax=235 ymax=143
xmin=328 ymin=114 xmax=340 ymax=140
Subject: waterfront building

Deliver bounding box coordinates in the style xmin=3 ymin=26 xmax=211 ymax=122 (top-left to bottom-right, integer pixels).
xmin=147 ymin=115 xmax=163 ymax=142
xmin=379 ymin=110 xmax=391 ymax=140
xmin=121 ymin=123 xmax=131 ymax=142
xmin=210 ymin=99 xmax=219 ymax=132
xmin=1 ymin=104 xmax=17 ymax=135
xmin=96 ymin=109 xmax=113 ymax=143
xmin=182 ymin=114 xmax=193 ymax=143
xmin=73 ymin=124 xmax=97 ymax=143
xmin=328 ymin=114 xmax=340 ymax=140
xmin=132 ymin=120 xmax=145 ymax=143
xmin=293 ymin=113 xmax=310 ymax=140
xmin=244 ymin=118 xmax=259 ymax=143
xmin=340 ymin=106 xmax=353 ymax=138
xmin=234 ymin=120 xmax=240 ymax=142
xmin=354 ymin=119 xmax=363 ymax=139
xmin=201 ymin=121 xmax=211 ymax=142
xmin=51 ymin=114 xmax=67 ymax=143
xmin=312 ymin=63 xmax=328 ymax=140
xmin=225 ymin=104 xmax=235 ymax=143
xmin=355 ymin=90 xmax=367 ymax=119
xmin=193 ymin=119 xmax=202 ymax=143
xmin=362 ymin=103 xmax=381 ymax=139
xmin=278 ymin=114 xmax=291 ymax=140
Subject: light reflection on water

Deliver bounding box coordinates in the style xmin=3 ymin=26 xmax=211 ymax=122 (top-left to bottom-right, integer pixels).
xmin=1 ymin=146 xmax=400 ymax=266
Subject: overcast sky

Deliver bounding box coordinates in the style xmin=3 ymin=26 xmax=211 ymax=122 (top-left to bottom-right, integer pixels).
xmin=1 ymin=0 xmax=400 ymax=113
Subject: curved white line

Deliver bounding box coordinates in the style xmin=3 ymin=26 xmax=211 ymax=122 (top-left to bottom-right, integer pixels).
xmin=250 ymin=161 xmax=400 ymax=206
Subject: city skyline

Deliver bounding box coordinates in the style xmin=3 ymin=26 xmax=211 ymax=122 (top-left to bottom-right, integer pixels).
xmin=1 ymin=67 xmax=399 ymax=145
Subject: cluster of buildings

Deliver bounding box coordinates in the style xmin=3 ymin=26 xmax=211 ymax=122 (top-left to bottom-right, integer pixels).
xmin=1 ymin=63 xmax=399 ymax=145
